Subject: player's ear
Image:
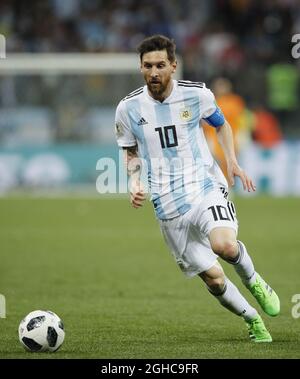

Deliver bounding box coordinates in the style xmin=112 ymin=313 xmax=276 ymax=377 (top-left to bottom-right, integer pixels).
xmin=172 ymin=60 xmax=177 ymax=73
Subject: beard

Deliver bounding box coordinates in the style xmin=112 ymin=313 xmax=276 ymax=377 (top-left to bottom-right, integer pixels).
xmin=147 ymin=80 xmax=167 ymax=97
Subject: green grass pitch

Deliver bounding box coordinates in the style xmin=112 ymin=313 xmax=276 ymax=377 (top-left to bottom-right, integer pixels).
xmin=0 ymin=195 xmax=299 ymax=359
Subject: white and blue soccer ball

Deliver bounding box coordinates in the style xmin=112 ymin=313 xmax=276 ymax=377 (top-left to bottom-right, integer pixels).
xmin=18 ymin=310 xmax=65 ymax=352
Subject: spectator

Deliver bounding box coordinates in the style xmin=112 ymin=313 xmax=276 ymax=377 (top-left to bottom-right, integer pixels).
xmin=252 ymin=106 xmax=283 ymax=149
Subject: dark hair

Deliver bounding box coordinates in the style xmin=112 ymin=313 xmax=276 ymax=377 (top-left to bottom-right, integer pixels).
xmin=137 ymin=35 xmax=176 ymax=63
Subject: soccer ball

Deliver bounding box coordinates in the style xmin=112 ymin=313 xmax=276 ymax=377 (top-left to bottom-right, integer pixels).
xmin=18 ymin=310 xmax=65 ymax=352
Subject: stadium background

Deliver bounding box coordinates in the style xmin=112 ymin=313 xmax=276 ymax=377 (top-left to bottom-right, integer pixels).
xmin=0 ymin=0 xmax=300 ymax=359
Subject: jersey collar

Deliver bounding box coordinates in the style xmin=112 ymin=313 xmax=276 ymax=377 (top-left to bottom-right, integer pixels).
xmin=144 ymin=79 xmax=178 ymax=104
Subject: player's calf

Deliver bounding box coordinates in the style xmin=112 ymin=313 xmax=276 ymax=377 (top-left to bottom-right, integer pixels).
xmin=198 ymin=263 xmax=226 ymax=295
xmin=204 ymin=276 xmax=226 ymax=295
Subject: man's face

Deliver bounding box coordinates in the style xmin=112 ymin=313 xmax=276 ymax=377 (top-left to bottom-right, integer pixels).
xmin=141 ymin=50 xmax=177 ymax=97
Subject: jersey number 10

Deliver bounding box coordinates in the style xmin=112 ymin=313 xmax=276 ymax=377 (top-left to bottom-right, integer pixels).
xmin=155 ymin=125 xmax=178 ymax=149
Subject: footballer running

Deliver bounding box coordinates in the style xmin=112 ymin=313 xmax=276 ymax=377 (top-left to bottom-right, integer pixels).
xmin=115 ymin=35 xmax=280 ymax=342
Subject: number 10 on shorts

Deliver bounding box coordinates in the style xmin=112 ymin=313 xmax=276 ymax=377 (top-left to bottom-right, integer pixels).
xmin=208 ymin=202 xmax=236 ymax=222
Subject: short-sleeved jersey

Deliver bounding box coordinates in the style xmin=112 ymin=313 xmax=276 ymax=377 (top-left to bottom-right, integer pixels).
xmin=115 ymin=79 xmax=227 ymax=220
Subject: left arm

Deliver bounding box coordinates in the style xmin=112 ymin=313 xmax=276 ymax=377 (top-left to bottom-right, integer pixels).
xmin=216 ymin=121 xmax=256 ymax=192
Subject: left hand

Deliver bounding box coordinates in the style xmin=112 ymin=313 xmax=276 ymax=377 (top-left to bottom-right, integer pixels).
xmin=227 ymin=161 xmax=256 ymax=192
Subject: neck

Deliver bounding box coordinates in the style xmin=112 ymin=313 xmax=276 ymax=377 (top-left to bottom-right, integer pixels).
xmin=148 ymin=79 xmax=174 ymax=103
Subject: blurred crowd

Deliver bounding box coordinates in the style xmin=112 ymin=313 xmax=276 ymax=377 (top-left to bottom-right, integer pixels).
xmin=1 ymin=1 xmax=299 ymax=62
xmin=0 ymin=0 xmax=299 ymax=137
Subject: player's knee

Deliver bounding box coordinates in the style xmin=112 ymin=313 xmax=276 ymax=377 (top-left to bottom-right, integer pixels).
xmin=211 ymin=239 xmax=238 ymax=260
xmin=206 ymin=276 xmax=225 ymax=294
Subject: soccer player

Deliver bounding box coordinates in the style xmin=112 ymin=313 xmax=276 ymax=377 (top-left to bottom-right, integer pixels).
xmin=115 ymin=35 xmax=280 ymax=342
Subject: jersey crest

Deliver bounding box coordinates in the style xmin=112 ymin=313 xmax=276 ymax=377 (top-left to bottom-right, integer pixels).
xmin=180 ymin=107 xmax=192 ymax=122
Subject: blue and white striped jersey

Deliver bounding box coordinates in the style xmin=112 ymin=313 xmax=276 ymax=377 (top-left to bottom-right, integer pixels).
xmin=115 ymin=79 xmax=227 ymax=220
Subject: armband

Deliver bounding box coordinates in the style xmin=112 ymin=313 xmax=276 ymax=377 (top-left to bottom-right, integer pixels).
xmin=203 ymin=107 xmax=225 ymax=128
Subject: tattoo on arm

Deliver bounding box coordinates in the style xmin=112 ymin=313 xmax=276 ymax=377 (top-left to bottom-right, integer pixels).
xmin=123 ymin=146 xmax=141 ymax=176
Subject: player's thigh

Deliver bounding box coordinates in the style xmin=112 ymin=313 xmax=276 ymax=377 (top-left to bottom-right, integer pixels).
xmin=196 ymin=189 xmax=238 ymax=239
xmin=182 ymin=230 xmax=219 ymax=277
xmin=159 ymin=215 xmax=218 ymax=277
xmin=159 ymin=216 xmax=188 ymax=257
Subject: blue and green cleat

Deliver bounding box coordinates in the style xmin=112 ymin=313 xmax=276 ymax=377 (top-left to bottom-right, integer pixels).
xmin=245 ymin=314 xmax=272 ymax=343
xmin=247 ymin=273 xmax=280 ymax=317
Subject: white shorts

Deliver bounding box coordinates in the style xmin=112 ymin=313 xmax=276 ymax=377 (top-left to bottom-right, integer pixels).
xmin=158 ymin=189 xmax=238 ymax=277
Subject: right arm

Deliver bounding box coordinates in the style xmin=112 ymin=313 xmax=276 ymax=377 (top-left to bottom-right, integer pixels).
xmin=123 ymin=145 xmax=146 ymax=209
xmin=115 ymin=101 xmax=145 ymax=208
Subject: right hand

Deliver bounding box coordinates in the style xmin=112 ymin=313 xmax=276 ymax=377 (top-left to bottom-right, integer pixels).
xmin=129 ymin=180 xmax=146 ymax=209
